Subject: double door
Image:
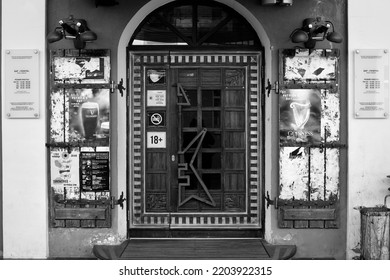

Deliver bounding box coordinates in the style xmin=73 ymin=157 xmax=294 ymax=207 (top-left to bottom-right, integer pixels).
xmin=129 ymin=52 xmax=262 ymax=229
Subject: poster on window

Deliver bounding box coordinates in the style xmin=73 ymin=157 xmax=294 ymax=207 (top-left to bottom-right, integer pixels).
xmin=282 ymin=49 xmax=338 ymax=82
xmin=50 ymin=149 xmax=80 ymax=194
xmin=280 ymin=89 xmax=321 ymax=145
xmin=68 ymin=88 xmax=110 ymax=146
xmin=53 ymin=56 xmax=110 ymax=84
xmin=80 ymin=152 xmax=110 ymax=191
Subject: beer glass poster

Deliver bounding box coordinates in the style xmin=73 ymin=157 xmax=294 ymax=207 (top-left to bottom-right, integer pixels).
xmin=69 ymin=88 xmax=110 ymax=145
xmin=279 ymin=89 xmax=321 ymax=145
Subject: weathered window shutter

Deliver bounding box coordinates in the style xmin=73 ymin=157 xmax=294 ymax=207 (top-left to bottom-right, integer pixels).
xmin=278 ymin=49 xmax=342 ymax=229
xmin=48 ymin=49 xmax=112 ymax=228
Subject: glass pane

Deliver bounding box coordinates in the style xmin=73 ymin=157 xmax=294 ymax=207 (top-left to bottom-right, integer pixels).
xmin=182 ymin=111 xmax=197 ymax=127
xmin=182 ymin=132 xmax=197 ymax=149
xmin=132 ymin=14 xmax=188 ymax=45
xmin=202 ymin=153 xmax=221 ymax=169
xmin=202 ymin=111 xmax=221 ymax=128
xmin=202 ymin=173 xmax=221 ymax=189
xmin=131 ymin=3 xmax=259 ymax=47
xmin=186 ymin=89 xmax=198 ymax=107
xmin=202 ymin=132 xmax=221 ymax=148
xmin=197 ymin=5 xmax=228 ymax=40
xmin=183 ymin=152 xmax=197 ymax=167
xmin=203 ymin=17 xmax=259 ymax=46
xmin=159 ymin=5 xmax=193 ymax=41
xmin=202 ymin=90 xmax=221 ymax=107
xmin=185 ymin=173 xmax=198 ymax=190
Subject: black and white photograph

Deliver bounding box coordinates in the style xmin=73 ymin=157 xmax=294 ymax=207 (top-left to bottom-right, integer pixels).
xmin=1 ymin=0 xmax=390 ymax=279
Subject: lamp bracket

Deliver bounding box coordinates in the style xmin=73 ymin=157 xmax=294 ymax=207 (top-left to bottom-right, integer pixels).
xmin=290 ymin=17 xmax=342 ymax=49
xmin=47 ymin=15 xmax=97 ymax=49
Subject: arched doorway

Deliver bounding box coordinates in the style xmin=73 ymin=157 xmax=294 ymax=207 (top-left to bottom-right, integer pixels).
xmin=126 ymin=0 xmax=265 ymax=237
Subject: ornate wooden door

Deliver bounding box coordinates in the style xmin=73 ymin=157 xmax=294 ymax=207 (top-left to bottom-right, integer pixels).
xmin=129 ymin=51 xmax=262 ymax=230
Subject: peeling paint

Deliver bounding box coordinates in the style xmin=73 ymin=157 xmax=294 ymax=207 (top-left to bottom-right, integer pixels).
xmin=325 ymin=148 xmax=340 ymax=200
xmin=284 ymin=50 xmax=337 ymax=81
xmin=280 ymin=50 xmax=340 ymax=204
xmin=50 ymin=90 xmax=65 ymax=142
xmin=53 ymin=57 xmax=110 ymax=84
xmin=310 ymin=148 xmax=325 ymax=200
xmin=321 ymin=90 xmax=340 ymax=142
xmin=279 ymin=147 xmax=309 ymax=200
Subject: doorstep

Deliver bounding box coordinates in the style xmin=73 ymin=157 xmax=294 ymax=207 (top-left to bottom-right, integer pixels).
xmin=93 ymin=238 xmax=296 ymax=260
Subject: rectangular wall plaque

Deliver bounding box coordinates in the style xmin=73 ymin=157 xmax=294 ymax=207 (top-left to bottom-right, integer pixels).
xmin=4 ymin=49 xmax=40 ymax=118
xmin=354 ymin=49 xmax=389 ymax=118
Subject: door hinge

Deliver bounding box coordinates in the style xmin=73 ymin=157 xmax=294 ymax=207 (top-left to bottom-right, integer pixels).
xmin=265 ymin=191 xmax=279 ymax=209
xmin=265 ymin=79 xmax=279 ymax=97
xmin=110 ymin=191 xmax=126 ymax=209
xmin=110 ymin=79 xmax=126 ymax=97
xmin=54 ymin=191 xmax=126 ymax=209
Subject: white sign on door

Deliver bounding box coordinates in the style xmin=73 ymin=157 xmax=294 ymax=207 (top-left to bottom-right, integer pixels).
xmin=147 ymin=90 xmax=166 ymax=107
xmin=147 ymin=131 xmax=166 ymax=148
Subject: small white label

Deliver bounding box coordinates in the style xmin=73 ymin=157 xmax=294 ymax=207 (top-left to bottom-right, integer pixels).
xmin=147 ymin=90 xmax=166 ymax=107
xmin=147 ymin=132 xmax=166 ymax=148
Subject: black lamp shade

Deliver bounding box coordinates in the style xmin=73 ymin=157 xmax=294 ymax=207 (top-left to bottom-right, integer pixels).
xmin=291 ymin=30 xmax=309 ymax=43
xmin=80 ymin=30 xmax=97 ymax=42
xmin=327 ymin=31 xmax=343 ymax=43
xmin=47 ymin=30 xmax=63 ymax=43
xmin=48 ymin=16 xmax=98 ymax=49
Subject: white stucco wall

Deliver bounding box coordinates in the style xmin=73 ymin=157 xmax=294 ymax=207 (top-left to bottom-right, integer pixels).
xmin=1 ymin=0 xmax=48 ymax=258
xmin=347 ymin=0 xmax=390 ymax=259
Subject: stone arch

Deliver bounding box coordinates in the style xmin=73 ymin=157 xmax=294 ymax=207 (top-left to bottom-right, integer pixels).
xmin=117 ymin=0 xmax=271 ymax=78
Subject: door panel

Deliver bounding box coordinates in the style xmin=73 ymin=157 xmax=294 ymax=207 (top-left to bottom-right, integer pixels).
xmin=129 ymin=52 xmax=262 ymax=229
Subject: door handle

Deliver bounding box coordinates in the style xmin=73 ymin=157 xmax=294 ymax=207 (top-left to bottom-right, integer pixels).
xmin=171 ymin=155 xmax=176 ymax=162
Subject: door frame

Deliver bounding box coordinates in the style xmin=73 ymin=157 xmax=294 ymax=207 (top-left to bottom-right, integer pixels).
xmin=127 ymin=50 xmax=264 ymax=232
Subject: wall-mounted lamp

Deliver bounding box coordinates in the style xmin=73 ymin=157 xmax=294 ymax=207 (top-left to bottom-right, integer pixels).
xmin=47 ymin=15 xmax=97 ymax=49
xmin=290 ymin=17 xmax=342 ymax=49
xmin=261 ymin=0 xmax=292 ymax=6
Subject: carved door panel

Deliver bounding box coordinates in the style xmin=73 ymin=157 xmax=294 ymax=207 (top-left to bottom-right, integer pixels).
xmin=129 ymin=52 xmax=262 ymax=229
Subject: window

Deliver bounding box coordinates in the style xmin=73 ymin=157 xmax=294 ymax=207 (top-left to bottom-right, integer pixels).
xmin=130 ymin=1 xmax=261 ymax=47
